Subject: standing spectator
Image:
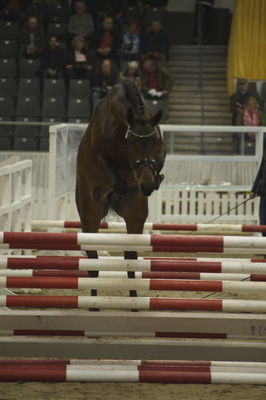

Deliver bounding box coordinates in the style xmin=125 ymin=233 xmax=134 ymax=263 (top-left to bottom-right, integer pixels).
xmin=0 ymin=0 xmax=25 ymax=23
xmin=68 ymin=1 xmax=94 ymax=42
xmin=40 ymin=34 xmax=66 ymax=79
xmin=65 ymin=35 xmax=94 ymax=80
xmin=193 ymin=0 xmax=215 ymax=44
xmin=230 ymin=79 xmax=262 ymax=125
xmin=19 ymin=16 xmax=45 ymax=58
xmin=92 ymin=58 xmax=117 ymax=109
xmin=140 ymin=58 xmax=171 ymax=99
xmin=93 ymin=16 xmax=120 ymax=61
xmin=24 ymin=0 xmax=47 ymax=23
xmin=141 ymin=20 xmax=169 ymax=62
xmin=119 ymin=60 xmax=141 ymax=90
xmin=120 ymin=20 xmax=141 ymax=61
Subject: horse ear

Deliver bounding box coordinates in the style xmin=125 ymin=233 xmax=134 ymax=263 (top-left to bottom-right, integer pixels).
xmin=127 ymin=108 xmax=135 ymax=126
xmin=149 ymin=110 xmax=162 ymax=126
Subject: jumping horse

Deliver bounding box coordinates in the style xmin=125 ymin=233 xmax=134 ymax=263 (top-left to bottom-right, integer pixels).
xmin=76 ymin=80 xmax=166 ymax=299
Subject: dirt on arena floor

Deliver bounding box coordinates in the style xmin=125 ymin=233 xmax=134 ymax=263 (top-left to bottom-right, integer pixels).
xmin=1 ymin=251 xmax=266 ymax=399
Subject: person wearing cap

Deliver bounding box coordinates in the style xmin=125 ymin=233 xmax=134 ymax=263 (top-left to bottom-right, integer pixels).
xmin=230 ymin=79 xmax=261 ymax=125
xmin=119 ymin=60 xmax=141 ymax=90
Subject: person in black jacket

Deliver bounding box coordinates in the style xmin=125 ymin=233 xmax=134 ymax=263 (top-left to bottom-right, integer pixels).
xmin=91 ymin=58 xmax=117 ymax=109
xmin=251 ymin=148 xmax=266 ymax=235
xmin=141 ymin=20 xmax=169 ymax=62
xmin=92 ymin=16 xmax=120 ymax=61
xmin=40 ymin=34 xmax=66 ymax=79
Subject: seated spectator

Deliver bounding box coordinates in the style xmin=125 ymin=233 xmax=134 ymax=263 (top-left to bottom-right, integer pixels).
xmin=141 ymin=20 xmax=169 ymax=62
xmin=24 ymin=0 xmax=47 ymax=23
xmin=19 ymin=16 xmax=45 ymax=58
xmin=0 ymin=0 xmax=25 ymax=23
xmin=119 ymin=60 xmax=141 ymax=90
xmin=120 ymin=20 xmax=140 ymax=61
xmin=230 ymin=79 xmax=262 ymax=125
xmin=68 ymin=1 xmax=94 ymax=42
xmin=65 ymin=35 xmax=94 ymax=80
xmin=93 ymin=16 xmax=120 ymax=61
xmin=40 ymin=34 xmax=66 ymax=79
xmin=140 ymin=58 xmax=171 ymax=99
xmin=92 ymin=58 xmax=117 ymax=109
xmin=94 ymin=0 xmax=124 ymax=24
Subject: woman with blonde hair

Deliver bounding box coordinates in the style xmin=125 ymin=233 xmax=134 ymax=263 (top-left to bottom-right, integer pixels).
xmin=65 ymin=35 xmax=94 ymax=80
xmin=236 ymin=96 xmax=262 ymax=141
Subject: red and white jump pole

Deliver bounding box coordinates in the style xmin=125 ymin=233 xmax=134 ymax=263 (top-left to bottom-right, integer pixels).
xmin=32 ymin=220 xmax=266 ymax=233
xmin=0 ymin=359 xmax=266 ymax=383
xmin=0 ymin=295 xmax=266 ymax=312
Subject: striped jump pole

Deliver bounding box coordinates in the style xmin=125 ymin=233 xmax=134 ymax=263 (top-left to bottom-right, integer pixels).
xmin=1 ymin=295 xmax=266 ymax=312
xmin=2 ymin=269 xmax=266 ymax=281
xmin=2 ymin=256 xmax=266 ymax=274
xmin=0 ymin=359 xmax=266 ymax=383
xmin=0 ymin=276 xmax=266 ymax=292
xmin=32 ymin=220 xmax=266 ymax=233
xmin=2 ymin=232 xmax=266 ymax=253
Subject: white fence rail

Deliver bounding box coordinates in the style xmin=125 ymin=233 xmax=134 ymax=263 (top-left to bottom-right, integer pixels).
xmin=0 ymin=160 xmax=32 ymax=232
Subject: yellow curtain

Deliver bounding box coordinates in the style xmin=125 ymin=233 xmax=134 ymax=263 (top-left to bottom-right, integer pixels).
xmin=227 ymin=0 xmax=266 ymax=95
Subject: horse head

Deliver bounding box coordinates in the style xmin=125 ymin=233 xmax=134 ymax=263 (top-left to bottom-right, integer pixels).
xmin=126 ymin=107 xmax=166 ymax=196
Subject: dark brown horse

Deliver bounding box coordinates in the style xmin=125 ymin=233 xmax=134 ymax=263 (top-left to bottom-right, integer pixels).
xmin=76 ymin=80 xmax=166 ymax=298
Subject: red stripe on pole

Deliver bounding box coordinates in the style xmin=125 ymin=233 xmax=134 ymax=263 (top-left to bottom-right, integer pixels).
xmin=149 ymin=279 xmax=223 ymax=292
xmin=139 ymin=370 xmax=211 ymax=383
xmin=155 ymin=332 xmax=227 ymax=339
xmin=7 ymin=257 xmax=80 ymax=270
xmin=0 ymin=366 xmax=67 ymax=381
xmin=242 ymin=225 xmax=266 ymax=232
xmin=151 ymin=235 xmax=223 ymax=248
xmin=142 ymin=272 xmax=201 ymax=279
xmin=6 ymin=277 xmax=78 ymax=289
xmin=3 ymin=232 xmax=78 ymax=244
xmin=0 ymin=360 xmax=69 ymax=366
xmin=250 ymin=274 xmax=266 ymax=281
xmin=152 ymin=224 xmax=198 ymax=231
xmin=150 ymin=260 xmax=222 ymax=272
xmin=141 ymin=361 xmax=212 ymax=367
xmin=150 ymin=298 xmax=223 ymax=311
xmin=32 ymin=270 xmax=89 ymax=277
xmin=64 ymin=221 xmax=81 ymax=228
xmin=6 ymin=295 xmax=78 ymax=308
xmin=13 ymin=329 xmax=85 ymax=336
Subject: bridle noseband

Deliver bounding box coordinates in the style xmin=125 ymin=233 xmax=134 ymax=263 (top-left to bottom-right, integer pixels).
xmin=125 ymin=125 xmax=159 ymax=177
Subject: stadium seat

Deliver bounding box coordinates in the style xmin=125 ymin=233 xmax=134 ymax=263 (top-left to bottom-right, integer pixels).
xmin=13 ymin=137 xmax=38 ymax=151
xmin=42 ymin=97 xmax=65 ymax=118
xmin=0 ymin=40 xmax=17 ymax=58
xmin=14 ymin=117 xmax=39 ymax=137
xmin=16 ymin=97 xmax=40 ymax=117
xmin=68 ymin=79 xmax=90 ymax=98
xmin=17 ymin=78 xmax=40 ymax=97
xmin=67 ymin=118 xmax=88 ymax=124
xmin=67 ymin=98 xmax=90 ymax=119
xmin=39 ymin=137 xmax=49 ymax=151
xmin=0 ymin=116 xmax=13 ymax=150
xmin=0 ymin=78 xmax=16 ymax=96
xmin=40 ymin=117 xmax=61 ymax=137
xmin=0 ymin=22 xmax=19 ymax=40
xmin=43 ymin=79 xmax=66 ymax=98
xmin=0 ymin=59 xmax=17 ymax=78
xmin=0 ymin=96 xmax=15 ymax=117
xmin=19 ymin=58 xmax=40 ymax=78
xmin=46 ymin=22 xmax=67 ymax=38
xmin=24 ymin=4 xmax=47 ymax=22
xmin=145 ymin=99 xmax=167 ymax=122
xmin=47 ymin=3 xmax=68 ymax=22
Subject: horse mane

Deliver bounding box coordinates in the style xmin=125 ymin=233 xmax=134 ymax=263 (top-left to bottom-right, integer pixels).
xmin=121 ymin=80 xmax=146 ymax=121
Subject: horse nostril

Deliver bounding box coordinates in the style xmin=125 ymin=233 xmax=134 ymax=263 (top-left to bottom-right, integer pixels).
xmin=140 ymin=183 xmax=154 ymax=196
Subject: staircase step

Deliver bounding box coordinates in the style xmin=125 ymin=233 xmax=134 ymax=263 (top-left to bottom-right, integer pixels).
xmin=168 ymin=105 xmax=230 ymax=112
xmin=171 ymin=86 xmax=227 ymax=92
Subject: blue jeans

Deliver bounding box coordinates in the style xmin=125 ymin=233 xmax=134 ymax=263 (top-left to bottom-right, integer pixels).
xmin=259 ymin=195 xmax=266 ymax=236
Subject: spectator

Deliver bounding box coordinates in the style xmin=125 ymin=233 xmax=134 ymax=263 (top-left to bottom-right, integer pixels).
xmin=19 ymin=16 xmax=45 ymax=58
xmin=40 ymin=34 xmax=66 ymax=79
xmin=24 ymin=0 xmax=47 ymax=23
xmin=94 ymin=0 xmax=124 ymax=24
xmin=140 ymin=58 xmax=171 ymax=99
xmin=65 ymin=35 xmax=94 ymax=80
xmin=230 ymin=79 xmax=262 ymax=125
xmin=120 ymin=20 xmax=141 ymax=61
xmin=119 ymin=60 xmax=141 ymax=90
xmin=141 ymin=20 xmax=169 ymax=62
xmin=68 ymin=1 xmax=94 ymax=42
xmin=193 ymin=0 xmax=215 ymax=44
xmin=93 ymin=16 xmax=120 ymax=61
xmin=92 ymin=58 xmax=117 ymax=109
xmin=0 ymin=0 xmax=25 ymax=23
